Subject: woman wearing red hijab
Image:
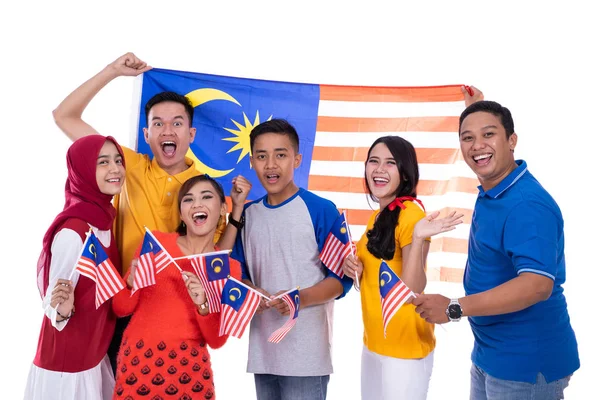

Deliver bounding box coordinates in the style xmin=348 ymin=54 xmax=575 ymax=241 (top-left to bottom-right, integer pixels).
xmin=24 ymin=135 xmax=126 ymax=400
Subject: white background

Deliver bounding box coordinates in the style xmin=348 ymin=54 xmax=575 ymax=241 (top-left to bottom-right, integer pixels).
xmin=1 ymin=1 xmax=598 ymax=398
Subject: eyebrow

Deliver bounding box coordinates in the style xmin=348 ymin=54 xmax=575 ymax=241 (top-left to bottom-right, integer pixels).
xmin=254 ymin=147 xmax=290 ymax=153
xmin=97 ymin=154 xmax=122 ymax=160
xmin=460 ymin=124 xmax=499 ymax=135
xmin=151 ymin=115 xmax=185 ymax=121
xmin=183 ymin=190 xmax=214 ymax=197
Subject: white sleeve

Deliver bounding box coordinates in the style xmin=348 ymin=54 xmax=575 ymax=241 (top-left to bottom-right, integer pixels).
xmin=42 ymin=228 xmax=83 ymax=331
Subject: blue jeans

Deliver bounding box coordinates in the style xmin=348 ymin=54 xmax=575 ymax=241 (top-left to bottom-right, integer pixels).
xmin=470 ymin=364 xmax=571 ymax=400
xmin=254 ymin=373 xmax=330 ymax=400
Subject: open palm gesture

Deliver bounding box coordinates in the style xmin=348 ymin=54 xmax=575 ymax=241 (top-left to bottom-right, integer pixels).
xmin=414 ymin=210 xmax=464 ymax=240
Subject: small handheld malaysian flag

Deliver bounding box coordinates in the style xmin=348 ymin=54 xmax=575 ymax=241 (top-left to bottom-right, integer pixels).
xmin=268 ymin=288 xmax=300 ymax=344
xmin=219 ymin=278 xmax=262 ymax=338
xmin=319 ymin=211 xmax=354 ymax=278
xmin=190 ymin=250 xmax=230 ymax=313
xmin=75 ymin=232 xmax=126 ymax=308
xmin=379 ymin=260 xmax=415 ymax=337
xmin=132 ymin=232 xmax=170 ymax=294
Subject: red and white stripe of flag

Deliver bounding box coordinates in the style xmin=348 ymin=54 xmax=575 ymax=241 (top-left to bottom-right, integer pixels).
xmin=219 ymin=290 xmax=261 ymax=338
xmin=320 ymin=233 xmax=352 ymax=278
xmin=76 ymin=258 xmax=125 ymax=308
xmin=268 ymin=295 xmax=298 ymax=343
xmin=132 ymin=252 xmax=157 ymax=294
xmin=381 ymin=281 xmax=415 ymax=337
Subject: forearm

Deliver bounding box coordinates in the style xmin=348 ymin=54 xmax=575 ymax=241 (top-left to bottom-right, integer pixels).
xmin=215 ymin=206 xmax=244 ymax=250
xmin=299 ymin=277 xmax=343 ymax=309
xmin=460 ymin=273 xmax=553 ymax=317
xmin=399 ymin=239 xmax=428 ymax=293
xmin=53 ymin=66 xmax=119 ymax=140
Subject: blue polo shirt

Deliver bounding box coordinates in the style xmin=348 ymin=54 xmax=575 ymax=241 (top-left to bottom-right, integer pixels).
xmin=464 ymin=160 xmax=579 ymax=383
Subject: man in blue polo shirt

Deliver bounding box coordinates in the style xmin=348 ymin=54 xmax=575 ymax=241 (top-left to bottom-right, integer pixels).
xmin=413 ymin=101 xmax=579 ymax=399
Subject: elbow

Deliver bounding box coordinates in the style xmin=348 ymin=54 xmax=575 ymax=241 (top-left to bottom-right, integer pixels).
xmin=536 ymin=285 xmax=553 ymax=302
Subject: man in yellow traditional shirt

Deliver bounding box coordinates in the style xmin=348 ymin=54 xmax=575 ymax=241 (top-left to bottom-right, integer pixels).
xmin=52 ymin=52 xmax=251 ymax=373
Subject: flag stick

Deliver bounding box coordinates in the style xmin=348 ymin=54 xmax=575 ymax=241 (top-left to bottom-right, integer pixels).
xmin=173 ymin=249 xmax=231 ymax=261
xmin=344 ymin=210 xmax=360 ymax=290
xmin=227 ymin=276 xmax=271 ymax=301
xmin=272 ymin=286 xmax=300 ymax=300
xmin=144 ymin=227 xmax=182 ymax=272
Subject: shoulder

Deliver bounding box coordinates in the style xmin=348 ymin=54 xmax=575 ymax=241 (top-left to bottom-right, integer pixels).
xmin=57 ymin=218 xmax=91 ymax=239
xmin=122 ymin=146 xmax=149 ymax=169
xmin=152 ymin=231 xmax=180 ymax=247
xmin=299 ymin=189 xmax=338 ymax=212
xmin=398 ymin=202 xmax=426 ymax=225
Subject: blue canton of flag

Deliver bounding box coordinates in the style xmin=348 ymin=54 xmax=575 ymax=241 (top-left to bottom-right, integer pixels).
xmin=137 ymin=69 xmax=320 ymax=200
xmin=190 ymin=250 xmax=230 ymax=313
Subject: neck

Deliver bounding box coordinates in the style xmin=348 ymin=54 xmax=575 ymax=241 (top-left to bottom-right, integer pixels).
xmin=378 ymin=196 xmax=395 ymax=211
xmin=267 ymin=182 xmax=299 ymax=206
xmin=161 ymin=160 xmax=189 ymax=176
xmin=480 ymin=161 xmax=519 ymax=192
xmin=178 ymin=231 xmax=216 ymax=256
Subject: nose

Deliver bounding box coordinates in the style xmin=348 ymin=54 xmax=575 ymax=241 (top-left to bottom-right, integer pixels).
xmin=108 ymin=160 xmax=120 ymax=173
xmin=471 ymin=136 xmax=486 ymax=151
xmin=265 ymin=156 xmax=276 ymax=169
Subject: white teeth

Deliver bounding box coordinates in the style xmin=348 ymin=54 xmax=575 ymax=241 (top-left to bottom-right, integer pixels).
xmin=107 ymin=178 xmax=120 ymax=182
xmin=161 ymin=141 xmax=176 ymax=146
xmin=193 ymin=212 xmax=207 ymax=218
xmin=373 ymin=177 xmax=389 ymax=183
xmin=474 ymin=154 xmax=492 ymax=161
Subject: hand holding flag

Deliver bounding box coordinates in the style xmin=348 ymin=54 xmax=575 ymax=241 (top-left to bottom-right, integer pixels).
xmin=379 ymin=260 xmax=415 ymax=337
xmin=268 ymin=288 xmax=301 ymax=344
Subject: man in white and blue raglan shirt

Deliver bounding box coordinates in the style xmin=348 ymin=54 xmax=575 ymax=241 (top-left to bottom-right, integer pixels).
xmin=231 ymin=119 xmax=353 ymax=400
xmin=413 ymin=101 xmax=579 ymax=400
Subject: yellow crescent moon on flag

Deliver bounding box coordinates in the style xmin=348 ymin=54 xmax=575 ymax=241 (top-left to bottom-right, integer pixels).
xmin=380 ymin=271 xmax=392 ymax=287
xmin=89 ymin=243 xmax=96 ymax=258
xmin=229 ymin=287 xmax=242 ymax=301
xmin=211 ymin=257 xmax=223 ymax=274
xmin=184 ymin=88 xmax=241 ymax=178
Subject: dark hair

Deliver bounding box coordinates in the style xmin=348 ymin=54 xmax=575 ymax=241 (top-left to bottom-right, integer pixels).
xmin=459 ymin=100 xmax=514 ymax=139
xmin=250 ymin=118 xmax=300 ymax=153
xmin=175 ymin=175 xmax=226 ymax=235
xmin=365 ymin=136 xmax=419 ymax=260
xmin=145 ymin=91 xmax=195 ymax=126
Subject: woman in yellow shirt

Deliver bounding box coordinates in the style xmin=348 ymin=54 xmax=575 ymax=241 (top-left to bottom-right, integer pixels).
xmin=342 ymin=136 xmax=462 ymax=400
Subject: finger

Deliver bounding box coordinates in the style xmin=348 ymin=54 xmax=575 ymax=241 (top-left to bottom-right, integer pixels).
xmin=427 ymin=210 xmax=441 ymax=221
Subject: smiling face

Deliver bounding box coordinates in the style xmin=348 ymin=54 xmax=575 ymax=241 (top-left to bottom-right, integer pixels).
xmin=250 ymin=132 xmax=302 ymax=205
xmin=365 ymin=142 xmax=402 ymax=208
xmin=95 ymin=140 xmax=125 ymax=196
xmin=143 ymin=101 xmax=196 ymax=176
xmin=459 ymin=111 xmax=518 ymax=191
xmin=179 ymin=180 xmax=227 ymax=238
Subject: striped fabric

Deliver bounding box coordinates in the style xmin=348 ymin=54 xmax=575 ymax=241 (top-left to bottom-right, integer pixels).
xmin=308 ymin=85 xmax=477 ymax=283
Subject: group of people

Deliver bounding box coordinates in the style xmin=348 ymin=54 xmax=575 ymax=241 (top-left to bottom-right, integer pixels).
xmin=25 ymin=52 xmax=579 ymax=400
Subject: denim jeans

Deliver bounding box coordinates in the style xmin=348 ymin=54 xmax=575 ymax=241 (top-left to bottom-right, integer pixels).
xmin=470 ymin=364 xmax=571 ymax=400
xmin=254 ymin=373 xmax=330 ymax=400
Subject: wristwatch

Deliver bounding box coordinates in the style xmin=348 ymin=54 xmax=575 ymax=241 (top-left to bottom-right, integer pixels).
xmin=229 ymin=214 xmax=245 ymax=230
xmin=445 ymin=298 xmax=463 ymax=322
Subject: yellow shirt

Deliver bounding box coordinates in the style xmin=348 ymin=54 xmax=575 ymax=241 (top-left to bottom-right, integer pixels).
xmin=357 ymin=201 xmax=435 ymax=359
xmin=113 ymin=147 xmax=202 ymax=274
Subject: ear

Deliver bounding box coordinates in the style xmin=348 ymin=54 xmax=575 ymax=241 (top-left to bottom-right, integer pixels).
xmin=220 ymin=202 xmax=228 ymax=217
xmin=509 ymin=132 xmax=518 ymax=152
xmin=189 ymin=127 xmax=197 ymax=143
xmin=143 ymin=127 xmax=150 ymax=144
xmin=294 ymin=153 xmax=303 ymax=168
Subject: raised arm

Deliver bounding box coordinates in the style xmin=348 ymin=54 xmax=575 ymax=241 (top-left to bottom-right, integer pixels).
xmin=53 ymin=52 xmax=151 ymax=141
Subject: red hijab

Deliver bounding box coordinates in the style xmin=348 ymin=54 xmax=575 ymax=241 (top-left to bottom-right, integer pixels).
xmin=36 ymin=135 xmax=126 ymax=298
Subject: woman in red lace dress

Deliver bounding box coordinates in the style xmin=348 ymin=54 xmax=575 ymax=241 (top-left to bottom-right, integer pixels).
xmin=112 ymin=175 xmax=242 ymax=399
